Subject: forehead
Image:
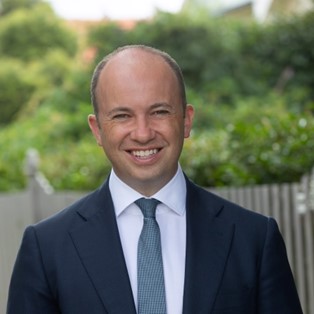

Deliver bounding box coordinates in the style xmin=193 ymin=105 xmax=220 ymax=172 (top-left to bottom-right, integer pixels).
xmin=94 ymin=48 xmax=183 ymax=114
xmin=99 ymin=49 xmax=177 ymax=84
xmin=108 ymin=48 xmax=166 ymax=68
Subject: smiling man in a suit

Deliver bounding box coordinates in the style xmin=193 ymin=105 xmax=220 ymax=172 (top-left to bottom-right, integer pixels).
xmin=7 ymin=45 xmax=302 ymax=313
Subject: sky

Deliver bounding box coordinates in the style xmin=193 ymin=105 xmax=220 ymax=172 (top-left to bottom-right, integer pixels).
xmin=46 ymin=0 xmax=186 ymax=20
xmin=46 ymin=0 xmax=266 ymax=22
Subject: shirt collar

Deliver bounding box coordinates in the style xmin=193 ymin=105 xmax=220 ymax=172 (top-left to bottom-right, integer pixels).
xmin=109 ymin=165 xmax=186 ymax=217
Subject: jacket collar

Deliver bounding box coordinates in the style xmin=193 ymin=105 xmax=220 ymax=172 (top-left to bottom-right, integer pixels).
xmin=70 ymin=180 xmax=137 ymax=313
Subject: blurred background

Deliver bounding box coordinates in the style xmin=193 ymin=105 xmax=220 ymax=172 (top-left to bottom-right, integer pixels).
xmin=0 ymin=0 xmax=314 ymax=312
xmin=0 ymin=0 xmax=314 ymax=190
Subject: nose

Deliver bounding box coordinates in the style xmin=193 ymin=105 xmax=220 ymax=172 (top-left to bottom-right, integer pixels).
xmin=130 ymin=116 xmax=155 ymax=143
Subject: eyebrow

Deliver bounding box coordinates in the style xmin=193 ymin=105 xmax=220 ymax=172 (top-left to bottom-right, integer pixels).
xmin=107 ymin=106 xmax=132 ymax=117
xmin=107 ymin=102 xmax=174 ymax=116
xmin=150 ymin=102 xmax=175 ymax=112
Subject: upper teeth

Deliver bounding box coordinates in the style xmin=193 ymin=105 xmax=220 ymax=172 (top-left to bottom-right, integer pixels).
xmin=132 ymin=149 xmax=158 ymax=157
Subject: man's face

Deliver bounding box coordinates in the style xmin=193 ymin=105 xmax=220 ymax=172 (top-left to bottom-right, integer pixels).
xmin=88 ymin=49 xmax=194 ymax=196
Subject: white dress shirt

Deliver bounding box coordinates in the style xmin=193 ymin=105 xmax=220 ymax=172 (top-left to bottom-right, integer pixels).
xmin=109 ymin=165 xmax=187 ymax=314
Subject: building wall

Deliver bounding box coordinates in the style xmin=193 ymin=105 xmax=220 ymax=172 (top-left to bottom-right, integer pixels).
xmin=224 ymin=4 xmax=253 ymax=20
xmin=267 ymin=0 xmax=314 ymax=20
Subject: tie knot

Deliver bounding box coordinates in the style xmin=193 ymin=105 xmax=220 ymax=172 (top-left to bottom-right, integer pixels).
xmin=135 ymin=198 xmax=160 ymax=218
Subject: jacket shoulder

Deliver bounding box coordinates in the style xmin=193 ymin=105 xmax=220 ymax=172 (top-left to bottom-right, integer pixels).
xmin=186 ymin=178 xmax=269 ymax=225
xmin=33 ymin=180 xmax=111 ymax=234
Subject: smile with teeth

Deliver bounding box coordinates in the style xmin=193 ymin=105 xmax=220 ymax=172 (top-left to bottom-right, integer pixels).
xmin=131 ymin=149 xmax=159 ymax=158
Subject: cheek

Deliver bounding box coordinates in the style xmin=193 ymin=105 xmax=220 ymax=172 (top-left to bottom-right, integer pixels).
xmin=101 ymin=124 xmax=129 ymax=148
xmin=162 ymin=123 xmax=185 ymax=147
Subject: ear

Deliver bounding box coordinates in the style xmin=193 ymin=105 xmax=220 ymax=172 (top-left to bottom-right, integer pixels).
xmin=184 ymin=105 xmax=194 ymax=138
xmin=88 ymin=114 xmax=102 ymax=146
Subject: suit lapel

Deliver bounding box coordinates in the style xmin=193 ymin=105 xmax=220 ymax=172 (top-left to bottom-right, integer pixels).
xmin=183 ymin=180 xmax=235 ymax=314
xmin=69 ymin=181 xmax=136 ymax=313
xmin=67 ymin=177 xmax=234 ymax=313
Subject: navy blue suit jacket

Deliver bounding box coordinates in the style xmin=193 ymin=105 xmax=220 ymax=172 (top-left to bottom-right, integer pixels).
xmin=7 ymin=178 xmax=303 ymax=313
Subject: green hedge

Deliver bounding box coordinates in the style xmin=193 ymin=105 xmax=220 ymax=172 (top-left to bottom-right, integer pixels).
xmin=181 ymin=95 xmax=314 ymax=186
xmin=0 ymin=9 xmax=314 ymax=190
xmin=0 ymin=4 xmax=77 ymax=61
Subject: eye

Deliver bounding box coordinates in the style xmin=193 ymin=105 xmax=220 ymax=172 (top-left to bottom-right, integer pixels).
xmin=112 ymin=113 xmax=131 ymax=121
xmin=151 ymin=109 xmax=171 ymax=117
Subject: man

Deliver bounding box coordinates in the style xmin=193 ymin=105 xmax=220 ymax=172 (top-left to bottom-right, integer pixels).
xmin=7 ymin=45 xmax=302 ymax=313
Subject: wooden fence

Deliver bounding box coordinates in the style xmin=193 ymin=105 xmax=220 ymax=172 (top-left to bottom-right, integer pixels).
xmin=0 ymin=150 xmax=313 ymax=313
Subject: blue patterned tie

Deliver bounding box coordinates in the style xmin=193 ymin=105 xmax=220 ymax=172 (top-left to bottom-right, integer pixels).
xmin=135 ymin=198 xmax=167 ymax=314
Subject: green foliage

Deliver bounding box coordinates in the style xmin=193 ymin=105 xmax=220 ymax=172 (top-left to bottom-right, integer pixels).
xmin=40 ymin=140 xmax=110 ymax=191
xmin=0 ymin=104 xmax=110 ymax=191
xmin=181 ymin=96 xmax=314 ymax=187
xmin=87 ymin=10 xmax=314 ymax=110
xmin=34 ymin=49 xmax=76 ymax=87
xmin=0 ymin=0 xmax=41 ymax=16
xmin=237 ymin=10 xmax=314 ymax=102
xmin=0 ymin=50 xmax=77 ymax=125
xmin=0 ymin=59 xmax=36 ymax=124
xmin=88 ymin=22 xmax=132 ymax=59
xmin=41 ymin=65 xmax=92 ymax=115
xmin=89 ymin=12 xmax=241 ymax=96
xmin=1 ymin=9 xmax=314 ymax=191
xmin=0 ymin=4 xmax=77 ymax=61
xmin=87 ymin=9 xmax=314 ymax=113
xmin=0 ymin=4 xmax=79 ymax=123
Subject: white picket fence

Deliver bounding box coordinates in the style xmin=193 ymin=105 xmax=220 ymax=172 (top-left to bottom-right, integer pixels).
xmin=0 ymin=150 xmax=313 ymax=313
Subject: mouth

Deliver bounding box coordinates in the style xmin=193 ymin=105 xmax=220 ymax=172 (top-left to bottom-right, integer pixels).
xmin=129 ymin=148 xmax=160 ymax=159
